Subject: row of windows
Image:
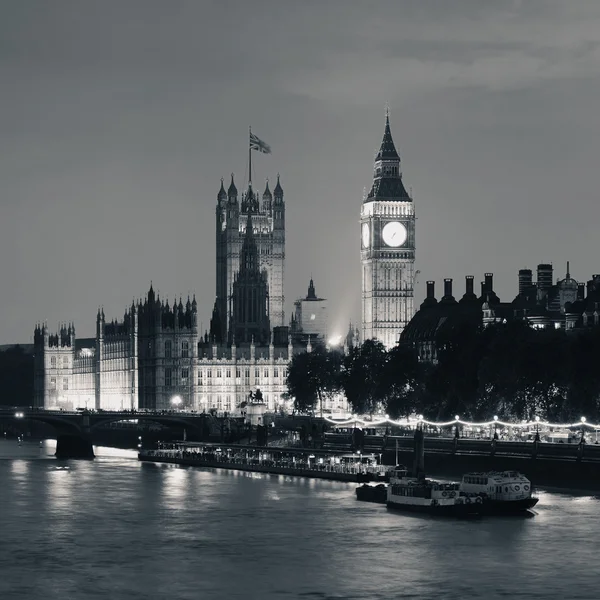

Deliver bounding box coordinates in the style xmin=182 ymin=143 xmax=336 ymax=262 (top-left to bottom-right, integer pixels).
xmin=164 ymin=340 xmax=190 ymax=359
xmin=200 ymin=368 xmax=286 ymax=380
xmin=49 ymin=377 xmax=68 ymax=391
xmin=50 ymin=356 xmax=69 ymax=368
xmin=164 ymin=368 xmax=189 ymax=387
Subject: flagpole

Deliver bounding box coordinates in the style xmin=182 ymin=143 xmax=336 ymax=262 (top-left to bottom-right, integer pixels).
xmin=248 ymin=125 xmax=252 ymax=185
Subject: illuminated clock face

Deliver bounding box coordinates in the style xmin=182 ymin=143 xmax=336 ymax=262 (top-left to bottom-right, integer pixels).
xmin=362 ymin=223 xmax=370 ymax=248
xmin=382 ymin=221 xmax=407 ymax=247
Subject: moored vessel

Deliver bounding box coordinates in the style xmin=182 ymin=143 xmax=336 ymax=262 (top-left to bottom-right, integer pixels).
xmin=460 ymin=471 xmax=539 ymax=514
xmin=386 ymin=466 xmax=483 ymax=517
xmin=355 ymin=482 xmax=388 ymax=504
xmin=385 ymin=427 xmax=483 ymax=518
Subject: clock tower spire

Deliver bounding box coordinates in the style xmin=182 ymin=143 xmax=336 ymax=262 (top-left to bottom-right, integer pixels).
xmin=360 ymin=109 xmax=416 ymax=348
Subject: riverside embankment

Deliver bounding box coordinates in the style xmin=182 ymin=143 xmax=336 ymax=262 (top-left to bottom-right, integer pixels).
xmin=140 ymin=438 xmax=600 ymax=492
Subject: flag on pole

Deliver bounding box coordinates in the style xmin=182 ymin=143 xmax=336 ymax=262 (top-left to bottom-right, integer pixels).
xmin=250 ymin=131 xmax=271 ymax=154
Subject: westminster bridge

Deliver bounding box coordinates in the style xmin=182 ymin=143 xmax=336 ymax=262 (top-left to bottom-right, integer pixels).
xmin=0 ymin=407 xmax=236 ymax=458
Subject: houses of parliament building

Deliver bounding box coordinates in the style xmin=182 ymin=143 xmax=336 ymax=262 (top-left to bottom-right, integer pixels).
xmin=32 ymin=165 xmax=357 ymax=414
xmin=32 ymin=117 xmax=408 ymax=413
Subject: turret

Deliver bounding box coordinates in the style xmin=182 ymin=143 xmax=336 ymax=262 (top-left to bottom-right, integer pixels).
xmin=217 ymin=177 xmax=227 ymax=204
xmin=273 ymin=173 xmax=284 ymax=204
xmin=191 ymin=294 xmax=198 ymax=331
xmin=227 ymin=173 xmax=238 ymax=203
xmin=262 ymin=179 xmax=272 ymax=212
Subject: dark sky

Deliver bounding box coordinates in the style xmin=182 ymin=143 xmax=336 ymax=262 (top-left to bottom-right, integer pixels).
xmin=2 ymin=0 xmax=600 ymax=343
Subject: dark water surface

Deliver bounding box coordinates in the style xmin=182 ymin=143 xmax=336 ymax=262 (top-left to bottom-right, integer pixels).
xmin=1 ymin=439 xmax=599 ymax=599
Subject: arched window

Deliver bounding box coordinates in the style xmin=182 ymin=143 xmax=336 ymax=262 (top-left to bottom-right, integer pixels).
xmin=51 ymin=356 xmax=57 ymax=368
xmin=165 ymin=340 xmax=172 ymax=358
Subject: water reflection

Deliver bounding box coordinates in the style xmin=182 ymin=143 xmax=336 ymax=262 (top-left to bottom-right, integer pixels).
xmin=160 ymin=465 xmax=189 ymax=509
xmin=46 ymin=464 xmax=74 ymax=516
xmin=2 ymin=446 xmax=600 ymax=599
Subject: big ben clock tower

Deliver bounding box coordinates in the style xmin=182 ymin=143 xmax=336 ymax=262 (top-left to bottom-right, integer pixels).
xmin=361 ymin=110 xmax=416 ymax=349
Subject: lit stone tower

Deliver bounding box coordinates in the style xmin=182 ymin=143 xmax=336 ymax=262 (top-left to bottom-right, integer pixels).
xmin=215 ymin=173 xmax=284 ymax=342
xmin=360 ymin=110 xmax=416 ymax=349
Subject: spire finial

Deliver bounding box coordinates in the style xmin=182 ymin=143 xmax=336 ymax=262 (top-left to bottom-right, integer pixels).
xmin=385 ymin=101 xmax=390 ymax=119
xmin=566 ymin=261 xmax=571 ymax=279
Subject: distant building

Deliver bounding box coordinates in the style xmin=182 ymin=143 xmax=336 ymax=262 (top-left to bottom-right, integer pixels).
xmin=291 ymin=278 xmax=327 ymax=343
xmin=401 ymin=265 xmax=600 ymax=363
xmin=361 ymin=110 xmax=416 ymax=349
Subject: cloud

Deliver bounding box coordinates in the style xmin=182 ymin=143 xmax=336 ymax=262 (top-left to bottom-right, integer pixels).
xmin=276 ymin=1 xmax=600 ymax=104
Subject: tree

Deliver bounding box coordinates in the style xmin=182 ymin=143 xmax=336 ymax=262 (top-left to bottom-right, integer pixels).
xmin=380 ymin=344 xmax=422 ymax=418
xmin=286 ymin=345 xmax=342 ymax=415
xmin=340 ymin=339 xmax=388 ymax=415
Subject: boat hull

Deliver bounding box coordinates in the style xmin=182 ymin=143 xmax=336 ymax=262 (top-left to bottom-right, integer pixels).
xmin=482 ymin=497 xmax=539 ymax=515
xmin=386 ymin=500 xmax=483 ymax=518
xmin=356 ymin=484 xmax=387 ymax=504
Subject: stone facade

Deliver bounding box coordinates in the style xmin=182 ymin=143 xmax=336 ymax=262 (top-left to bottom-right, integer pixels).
xmin=215 ymin=175 xmax=284 ymax=342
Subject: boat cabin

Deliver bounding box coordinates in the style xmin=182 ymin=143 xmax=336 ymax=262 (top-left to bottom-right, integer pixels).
xmin=461 ymin=471 xmax=533 ymax=502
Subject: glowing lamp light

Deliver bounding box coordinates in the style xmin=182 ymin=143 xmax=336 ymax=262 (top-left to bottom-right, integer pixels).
xmin=455 ymin=415 xmax=460 ymax=422
xmin=493 ymin=415 xmax=498 ymax=421
xmin=171 ymin=395 xmax=183 ymax=408
xmin=535 ymin=416 xmax=540 ymax=422
xmin=328 ymin=335 xmax=343 ymax=346
xmin=581 ymin=417 xmax=587 ymax=423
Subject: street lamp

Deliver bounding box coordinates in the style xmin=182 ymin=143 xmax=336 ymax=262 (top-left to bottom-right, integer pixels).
xmin=493 ymin=415 xmax=499 ymax=440
xmin=581 ymin=416 xmax=586 ymax=444
xmin=171 ymin=395 xmax=183 ymax=411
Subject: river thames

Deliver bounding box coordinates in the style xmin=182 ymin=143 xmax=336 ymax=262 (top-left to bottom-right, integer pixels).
xmin=1 ymin=439 xmax=599 ymax=599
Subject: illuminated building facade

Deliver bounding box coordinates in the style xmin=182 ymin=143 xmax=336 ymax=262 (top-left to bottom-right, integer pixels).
xmin=215 ymin=173 xmax=285 ymax=342
xmin=291 ymin=278 xmax=328 ymax=343
xmin=361 ymin=111 xmax=416 ymax=349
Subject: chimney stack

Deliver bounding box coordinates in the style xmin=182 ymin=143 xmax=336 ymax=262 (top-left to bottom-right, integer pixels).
xmin=518 ymin=269 xmax=533 ymax=295
xmin=442 ymin=278 xmax=454 ymax=301
xmin=537 ymin=263 xmax=553 ymax=292
xmin=484 ymin=273 xmax=494 ymax=294
xmin=578 ymin=283 xmax=586 ymax=301
xmin=426 ymin=281 xmax=435 ymax=300
xmin=465 ymin=276 xmax=474 ymax=296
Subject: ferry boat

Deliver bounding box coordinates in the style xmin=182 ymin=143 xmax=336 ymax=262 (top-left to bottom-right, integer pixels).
xmin=460 ymin=471 xmax=539 ymax=514
xmin=355 ymin=482 xmax=388 ymax=504
xmin=386 ymin=466 xmax=483 ymax=517
xmin=385 ymin=427 xmax=483 ymax=518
